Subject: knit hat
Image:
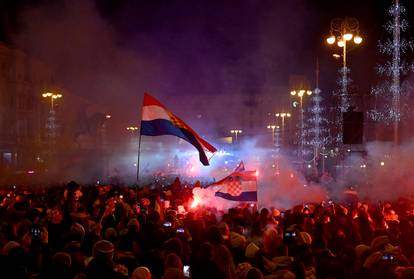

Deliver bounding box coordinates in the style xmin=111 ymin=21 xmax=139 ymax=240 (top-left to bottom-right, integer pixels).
xmin=164 ymin=253 xmax=183 ymax=270
xmin=272 ymin=208 xmax=281 ymax=218
xmin=355 ymin=244 xmax=371 ymax=259
xmin=230 ymin=232 xmax=246 ymax=249
xmin=2 ymin=241 xmax=21 ymax=255
xmin=132 ymin=266 xmax=152 ymax=279
xmin=371 ymin=235 xmax=389 ymax=251
xmin=93 ymin=240 xmax=115 ymax=258
xmin=104 ymin=227 xmax=118 ymax=240
xmin=235 ymin=262 xmax=253 ymax=279
xmin=71 ymin=222 xmax=86 ymax=240
xmin=52 ymin=252 xmax=72 ymax=267
xmin=128 ymin=218 xmax=140 ymax=231
xmin=245 ymin=242 xmax=260 ymax=258
xmin=297 ymin=232 xmax=312 ymax=246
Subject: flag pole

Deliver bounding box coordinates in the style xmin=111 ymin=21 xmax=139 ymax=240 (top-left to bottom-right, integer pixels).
xmin=136 ymin=133 xmax=143 ymax=183
xmin=136 ymin=132 xmax=143 ymax=201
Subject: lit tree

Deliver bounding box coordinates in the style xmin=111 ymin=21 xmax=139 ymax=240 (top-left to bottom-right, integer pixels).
xmin=333 ymin=68 xmax=352 ymax=146
xmin=307 ymin=88 xmax=329 ymax=152
xmin=369 ymin=0 xmax=414 ymax=143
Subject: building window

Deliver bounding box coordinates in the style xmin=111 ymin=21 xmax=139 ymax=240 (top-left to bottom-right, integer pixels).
xmin=3 ymin=152 xmax=12 ymax=164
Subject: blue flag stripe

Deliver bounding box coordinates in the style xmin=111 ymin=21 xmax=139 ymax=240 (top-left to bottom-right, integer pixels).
xmin=141 ymin=119 xmax=209 ymax=165
xmin=215 ymin=191 xmax=257 ymax=202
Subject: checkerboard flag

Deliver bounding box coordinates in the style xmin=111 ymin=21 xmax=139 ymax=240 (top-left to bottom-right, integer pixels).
xmin=213 ymin=170 xmax=257 ymax=202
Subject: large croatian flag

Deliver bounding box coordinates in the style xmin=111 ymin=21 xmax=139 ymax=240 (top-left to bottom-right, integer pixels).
xmin=214 ymin=170 xmax=258 ymax=202
xmin=140 ymin=93 xmax=217 ymax=166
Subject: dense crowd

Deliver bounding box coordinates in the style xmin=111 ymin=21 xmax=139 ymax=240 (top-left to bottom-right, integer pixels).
xmin=1 ymin=179 xmax=414 ymax=279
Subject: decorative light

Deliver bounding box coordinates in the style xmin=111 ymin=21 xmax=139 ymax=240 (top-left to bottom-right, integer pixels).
xmin=343 ymin=33 xmax=353 ymax=41
xmin=327 ymin=35 xmax=336 ymax=44
xmin=337 ymin=40 xmax=345 ymax=47
xmin=353 ymin=35 xmax=362 ymax=44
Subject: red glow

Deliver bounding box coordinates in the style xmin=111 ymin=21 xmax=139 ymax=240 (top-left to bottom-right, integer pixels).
xmin=191 ymin=196 xmax=201 ymax=208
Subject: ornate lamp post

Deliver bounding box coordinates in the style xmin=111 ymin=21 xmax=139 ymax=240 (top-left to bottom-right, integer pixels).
xmin=275 ymin=112 xmax=291 ymax=146
xmin=41 ymin=92 xmax=63 ymax=156
xmin=290 ymin=89 xmax=312 ymax=162
xmin=230 ymin=129 xmax=242 ymax=143
xmin=326 ymin=17 xmax=362 ymax=144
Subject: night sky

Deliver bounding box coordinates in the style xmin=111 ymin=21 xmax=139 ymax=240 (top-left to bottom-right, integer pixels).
xmin=1 ymin=0 xmax=414 ymax=125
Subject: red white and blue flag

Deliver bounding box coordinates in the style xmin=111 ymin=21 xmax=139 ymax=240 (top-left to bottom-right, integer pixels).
xmin=140 ymin=93 xmax=217 ymax=166
xmin=213 ymin=170 xmax=257 ymax=202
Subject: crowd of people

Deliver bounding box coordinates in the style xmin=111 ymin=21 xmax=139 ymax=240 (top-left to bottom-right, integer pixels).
xmin=1 ymin=179 xmax=414 ymax=279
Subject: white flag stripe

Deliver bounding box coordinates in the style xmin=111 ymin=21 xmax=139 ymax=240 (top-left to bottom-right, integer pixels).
xmin=142 ymin=105 xmax=170 ymax=121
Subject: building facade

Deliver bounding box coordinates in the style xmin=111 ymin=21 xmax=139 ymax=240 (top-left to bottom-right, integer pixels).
xmin=0 ymin=42 xmax=54 ymax=179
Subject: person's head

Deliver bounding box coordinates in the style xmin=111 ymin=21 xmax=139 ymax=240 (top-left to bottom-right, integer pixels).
xmin=198 ymin=242 xmax=214 ymax=261
xmin=218 ymin=222 xmax=230 ymax=240
xmin=260 ymin=208 xmax=269 ymax=220
xmin=311 ymin=236 xmax=327 ymax=251
xmin=230 ymin=232 xmax=247 ymax=250
xmin=207 ymin=225 xmax=224 ymax=245
xmin=164 ymin=253 xmax=183 ymax=270
xmin=162 ymin=238 xmax=183 ymax=258
xmin=93 ymin=240 xmax=114 ymax=261
xmin=127 ymin=218 xmax=140 ymax=233
xmin=52 ymin=252 xmax=72 ymax=269
xmin=131 ymin=266 xmax=151 ymax=279
xmin=297 ymin=232 xmax=312 ymax=247
xmin=70 ymin=223 xmax=86 ymax=241
xmin=2 ymin=241 xmax=21 ymax=256
xmin=104 ymin=227 xmax=118 ymax=242
xmin=371 ymin=235 xmax=390 ymax=252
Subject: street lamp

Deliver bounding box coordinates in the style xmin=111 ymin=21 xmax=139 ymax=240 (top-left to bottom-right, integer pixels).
xmin=267 ymin=125 xmax=277 ymax=146
xmin=290 ymin=90 xmax=312 ymax=162
xmin=230 ymin=129 xmax=242 ymax=143
xmin=101 ymin=114 xmax=112 ymax=177
xmin=275 ymin=112 xmax=291 ymax=145
xmin=126 ymin=126 xmax=139 ymax=132
xmin=42 ymin=92 xmax=63 ymax=110
xmin=326 ymin=17 xmax=362 ymax=145
xmin=41 ymin=92 xmax=63 ymax=158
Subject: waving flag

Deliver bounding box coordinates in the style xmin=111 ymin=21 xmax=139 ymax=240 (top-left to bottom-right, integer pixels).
xmin=140 ymin=93 xmax=217 ymax=166
xmin=234 ymin=161 xmax=245 ymax=172
xmin=213 ymin=170 xmax=257 ymax=202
